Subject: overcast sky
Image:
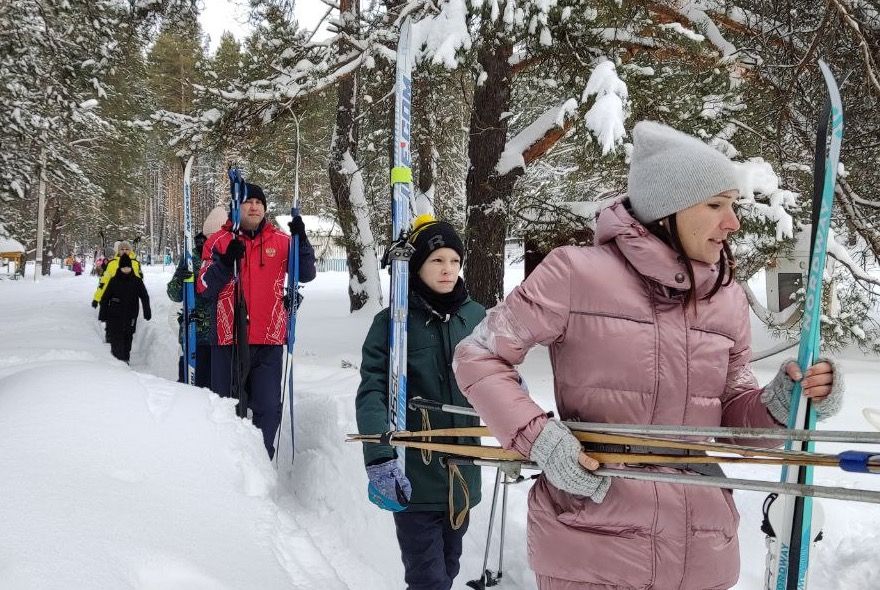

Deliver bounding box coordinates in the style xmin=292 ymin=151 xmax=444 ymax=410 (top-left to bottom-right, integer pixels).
xmin=199 ymin=0 xmax=331 ymax=53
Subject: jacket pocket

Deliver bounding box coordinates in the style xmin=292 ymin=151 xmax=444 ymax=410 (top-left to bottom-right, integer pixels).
xmin=534 ymin=477 xmax=657 ymax=586
xmin=551 ymin=476 xmax=656 ymax=534
xmin=680 ymin=485 xmax=740 ymax=589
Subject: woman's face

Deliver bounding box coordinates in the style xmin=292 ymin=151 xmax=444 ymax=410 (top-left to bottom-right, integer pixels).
xmin=675 ymin=190 xmax=740 ymax=264
xmin=418 ymin=247 xmax=461 ymax=294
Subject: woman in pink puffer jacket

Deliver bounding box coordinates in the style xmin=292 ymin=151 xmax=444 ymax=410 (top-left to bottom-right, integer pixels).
xmin=453 ymin=121 xmax=842 ymax=590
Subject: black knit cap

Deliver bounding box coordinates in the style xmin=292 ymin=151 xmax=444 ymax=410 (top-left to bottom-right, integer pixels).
xmin=244 ymin=183 xmax=267 ymax=208
xmin=407 ymin=214 xmax=464 ymax=273
xmin=119 ymin=253 xmax=132 ymax=269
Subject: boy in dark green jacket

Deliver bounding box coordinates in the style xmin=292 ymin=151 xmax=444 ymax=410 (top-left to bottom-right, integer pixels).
xmin=356 ymin=215 xmax=485 ymax=590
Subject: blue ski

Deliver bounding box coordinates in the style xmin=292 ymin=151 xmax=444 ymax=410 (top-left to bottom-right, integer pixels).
xmin=182 ymin=156 xmax=197 ymax=385
xmin=767 ymin=59 xmax=844 ymax=590
xmin=388 ymin=18 xmax=414 ymax=474
xmin=283 ymin=113 xmax=303 ymax=463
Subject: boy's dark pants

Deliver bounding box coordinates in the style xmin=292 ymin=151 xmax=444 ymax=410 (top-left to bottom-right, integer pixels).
xmin=210 ymin=344 xmax=283 ymax=458
xmin=108 ymin=319 xmax=135 ymax=362
xmin=393 ymin=511 xmax=469 ymax=590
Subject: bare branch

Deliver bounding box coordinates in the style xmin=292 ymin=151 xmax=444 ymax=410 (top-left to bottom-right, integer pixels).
xmin=828 ymin=0 xmax=880 ymax=97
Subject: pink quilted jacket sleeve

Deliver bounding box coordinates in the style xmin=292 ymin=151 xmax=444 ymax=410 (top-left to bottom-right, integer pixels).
xmin=719 ymin=287 xmax=784 ymax=446
xmin=453 ymin=248 xmax=575 ymax=458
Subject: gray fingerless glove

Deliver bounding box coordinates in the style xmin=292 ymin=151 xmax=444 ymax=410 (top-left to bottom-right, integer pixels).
xmin=761 ymin=358 xmax=843 ymax=424
xmin=530 ymin=420 xmax=611 ymax=503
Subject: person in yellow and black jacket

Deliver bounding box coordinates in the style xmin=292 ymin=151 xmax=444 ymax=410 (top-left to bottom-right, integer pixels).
xmin=98 ymin=254 xmax=151 ymax=362
xmin=355 ymin=215 xmax=484 ymax=590
xmin=91 ymin=240 xmax=143 ymax=307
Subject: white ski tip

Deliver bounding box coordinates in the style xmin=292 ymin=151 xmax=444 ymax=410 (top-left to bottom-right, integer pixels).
xmin=864 ymin=408 xmax=880 ymax=431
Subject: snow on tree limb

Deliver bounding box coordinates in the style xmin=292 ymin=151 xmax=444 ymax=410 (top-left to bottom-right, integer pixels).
xmin=826 ymin=231 xmax=880 ymax=291
xmin=583 ymin=61 xmax=628 ymax=155
xmin=741 ymin=280 xmax=803 ymax=329
xmin=672 ymin=1 xmax=737 ymax=57
xmin=495 ymin=100 xmax=578 ymax=176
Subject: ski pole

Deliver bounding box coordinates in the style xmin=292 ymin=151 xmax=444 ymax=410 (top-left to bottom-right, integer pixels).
xmin=496 ymin=471 xmax=508 ymax=584
xmin=440 ymin=455 xmax=880 ymax=505
xmin=407 ymin=397 xmax=880 ymax=445
xmin=466 ymin=468 xmax=502 ymax=590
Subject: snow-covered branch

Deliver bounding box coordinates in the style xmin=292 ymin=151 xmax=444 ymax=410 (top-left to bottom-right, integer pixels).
xmin=741 ymin=280 xmax=803 ymax=329
xmin=495 ymin=100 xmax=578 ymax=176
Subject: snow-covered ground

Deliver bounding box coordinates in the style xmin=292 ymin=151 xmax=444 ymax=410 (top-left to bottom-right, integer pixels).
xmin=0 ymin=262 xmax=878 ymax=589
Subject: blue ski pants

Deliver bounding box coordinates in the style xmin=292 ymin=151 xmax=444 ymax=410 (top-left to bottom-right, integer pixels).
xmin=392 ymin=511 xmax=469 ymax=590
xmin=210 ymin=344 xmax=283 ymax=459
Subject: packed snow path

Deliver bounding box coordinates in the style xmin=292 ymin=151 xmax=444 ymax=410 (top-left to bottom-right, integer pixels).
xmin=0 ymin=264 xmax=877 ymax=589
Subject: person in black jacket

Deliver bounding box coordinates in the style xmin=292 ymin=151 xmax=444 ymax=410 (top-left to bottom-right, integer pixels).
xmin=99 ymin=254 xmax=151 ymax=362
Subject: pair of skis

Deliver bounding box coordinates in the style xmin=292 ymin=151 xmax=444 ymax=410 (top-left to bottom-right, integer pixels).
xmin=765 ymin=60 xmax=845 ymax=590
xmin=281 ymin=111 xmax=303 ymax=464
xmin=227 ymin=168 xmax=250 ymax=419
xmin=182 ymin=157 xmax=197 ymax=386
xmin=388 ymin=18 xmax=415 ymax=475
xmin=348 ymin=424 xmax=880 ymax=504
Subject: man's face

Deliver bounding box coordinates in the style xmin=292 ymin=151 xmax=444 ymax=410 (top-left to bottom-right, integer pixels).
xmin=240 ymin=198 xmax=266 ymax=230
xmin=118 ymin=246 xmax=132 ymax=257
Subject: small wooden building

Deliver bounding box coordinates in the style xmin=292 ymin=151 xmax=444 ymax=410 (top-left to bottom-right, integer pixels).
xmin=1 ymin=235 xmax=26 ymax=278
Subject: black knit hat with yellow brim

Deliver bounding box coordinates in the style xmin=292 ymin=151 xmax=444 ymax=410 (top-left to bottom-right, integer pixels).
xmin=407 ymin=214 xmax=464 ymax=273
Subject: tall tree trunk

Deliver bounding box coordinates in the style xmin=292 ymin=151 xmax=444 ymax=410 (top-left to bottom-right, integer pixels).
xmin=463 ymin=38 xmax=517 ymax=308
xmin=328 ymin=0 xmax=381 ymax=312
xmin=414 ymin=75 xmax=436 ymax=213
xmin=43 ymin=196 xmax=63 ymax=276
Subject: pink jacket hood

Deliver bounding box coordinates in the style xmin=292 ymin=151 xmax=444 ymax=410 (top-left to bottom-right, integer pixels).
xmin=596 ymin=201 xmax=722 ymax=299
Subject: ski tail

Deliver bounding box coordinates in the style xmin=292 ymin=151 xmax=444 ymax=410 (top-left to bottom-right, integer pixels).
xmin=388 ymin=17 xmax=415 ymax=474
xmin=182 ymin=156 xmax=197 ymax=386
xmin=766 ymin=59 xmax=844 ymax=590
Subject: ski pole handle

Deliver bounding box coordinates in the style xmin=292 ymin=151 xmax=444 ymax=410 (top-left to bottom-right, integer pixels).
xmin=838 ymin=450 xmax=880 ymax=474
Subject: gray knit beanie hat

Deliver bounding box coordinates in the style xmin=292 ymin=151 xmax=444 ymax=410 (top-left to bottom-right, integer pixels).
xmin=627 ymin=121 xmax=741 ymax=224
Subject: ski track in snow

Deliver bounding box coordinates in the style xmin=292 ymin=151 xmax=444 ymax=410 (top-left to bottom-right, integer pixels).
xmin=1 ymin=264 xmax=878 ymax=589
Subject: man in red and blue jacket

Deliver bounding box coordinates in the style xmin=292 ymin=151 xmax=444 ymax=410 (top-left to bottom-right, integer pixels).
xmin=198 ymin=183 xmax=316 ymax=458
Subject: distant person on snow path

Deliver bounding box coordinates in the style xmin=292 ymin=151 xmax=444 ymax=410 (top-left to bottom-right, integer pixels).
xmin=356 ymin=215 xmax=485 ymax=590
xmin=92 ymin=240 xmax=142 ymax=307
xmin=198 ymin=183 xmax=316 ymax=459
xmin=453 ymin=121 xmax=843 ymax=590
xmin=99 ymin=253 xmax=151 ymax=363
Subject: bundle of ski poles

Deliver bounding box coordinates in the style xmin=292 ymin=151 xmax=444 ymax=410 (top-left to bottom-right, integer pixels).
xmin=347 ymin=398 xmax=880 ymax=505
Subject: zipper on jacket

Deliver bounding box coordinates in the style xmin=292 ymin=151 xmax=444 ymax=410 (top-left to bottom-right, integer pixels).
xmin=680 ymin=303 xmax=691 ymax=425
xmin=647 ymin=286 xmax=661 ymax=422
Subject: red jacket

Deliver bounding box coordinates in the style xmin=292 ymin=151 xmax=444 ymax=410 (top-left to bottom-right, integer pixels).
xmin=198 ymin=219 xmax=316 ymax=346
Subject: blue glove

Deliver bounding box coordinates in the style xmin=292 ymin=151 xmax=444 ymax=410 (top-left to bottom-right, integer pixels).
xmin=366 ymin=459 xmax=412 ymax=512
